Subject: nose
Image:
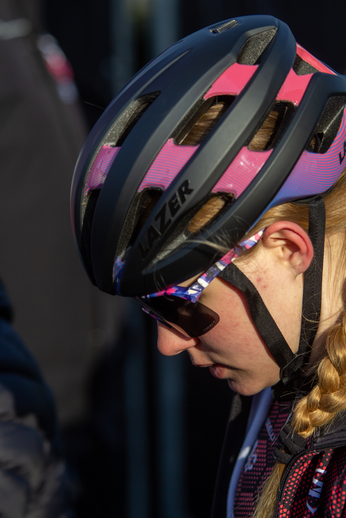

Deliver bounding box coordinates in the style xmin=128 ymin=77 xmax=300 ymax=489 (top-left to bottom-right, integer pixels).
xmin=157 ymin=322 xmax=199 ymax=356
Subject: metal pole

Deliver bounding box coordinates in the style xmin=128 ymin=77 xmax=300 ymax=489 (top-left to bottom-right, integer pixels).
xmin=110 ymin=0 xmax=135 ymax=95
xmin=149 ymin=0 xmax=178 ymax=55
xmin=124 ymin=300 xmax=151 ymax=518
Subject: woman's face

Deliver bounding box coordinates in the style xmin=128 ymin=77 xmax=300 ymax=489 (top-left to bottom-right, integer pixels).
xmin=157 ymin=239 xmax=304 ymax=396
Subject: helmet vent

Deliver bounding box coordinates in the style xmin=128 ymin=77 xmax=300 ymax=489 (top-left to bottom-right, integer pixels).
xmin=210 ymin=20 xmax=238 ymax=34
xmin=293 ymin=55 xmax=318 ymax=76
xmin=248 ymin=101 xmax=295 ymax=151
xmin=125 ymin=189 xmax=163 ymax=251
xmin=105 ymin=92 xmax=160 ymax=147
xmin=173 ymin=96 xmax=235 ymax=146
xmin=115 ymin=188 xmax=164 ymax=260
xmin=153 ymin=193 xmax=234 ymax=265
xmin=187 ymin=193 xmax=234 ymax=234
xmin=237 ymin=29 xmax=277 ymax=65
xmin=307 ymin=96 xmax=346 ymax=154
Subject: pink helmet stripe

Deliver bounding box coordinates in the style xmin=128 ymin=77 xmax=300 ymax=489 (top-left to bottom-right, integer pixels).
xmin=85 ymin=145 xmax=120 ymax=194
xmin=138 ymin=139 xmax=198 ymax=191
xmin=276 ymin=68 xmax=312 ymax=105
xmin=269 ymin=112 xmax=346 ymax=206
xmin=213 ymin=147 xmax=272 ymax=195
xmin=205 ymin=62 xmax=258 ymax=99
xmin=296 ymin=43 xmax=335 ymax=75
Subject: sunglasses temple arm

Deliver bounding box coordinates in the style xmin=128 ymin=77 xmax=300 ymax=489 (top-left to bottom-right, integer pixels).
xmin=141 ymin=307 xmax=172 ymax=329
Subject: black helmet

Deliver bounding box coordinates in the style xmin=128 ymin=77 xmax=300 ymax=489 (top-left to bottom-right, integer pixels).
xmin=71 ymin=14 xmax=346 ymax=299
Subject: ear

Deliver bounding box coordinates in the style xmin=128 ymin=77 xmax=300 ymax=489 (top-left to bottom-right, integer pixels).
xmin=262 ymin=221 xmax=314 ymax=275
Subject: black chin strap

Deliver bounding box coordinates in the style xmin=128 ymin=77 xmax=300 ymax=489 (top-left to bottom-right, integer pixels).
xmin=219 ymin=198 xmax=326 ymax=389
xmin=220 ymin=263 xmax=297 ymax=371
xmin=296 ymin=198 xmax=325 ymax=367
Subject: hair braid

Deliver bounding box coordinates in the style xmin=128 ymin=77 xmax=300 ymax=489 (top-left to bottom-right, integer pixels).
xmin=293 ymin=309 xmax=346 ymax=436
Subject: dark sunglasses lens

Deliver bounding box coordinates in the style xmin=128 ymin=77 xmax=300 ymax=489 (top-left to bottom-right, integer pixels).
xmin=137 ymin=296 xmax=219 ymax=337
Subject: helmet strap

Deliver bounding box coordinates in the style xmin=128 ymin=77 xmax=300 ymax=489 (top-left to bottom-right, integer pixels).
xmin=282 ymin=196 xmax=325 ymax=381
xmin=219 ymin=197 xmax=325 ymax=391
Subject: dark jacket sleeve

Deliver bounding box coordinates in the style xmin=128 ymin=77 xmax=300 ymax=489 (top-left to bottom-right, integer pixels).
xmin=0 ymin=280 xmax=73 ymax=518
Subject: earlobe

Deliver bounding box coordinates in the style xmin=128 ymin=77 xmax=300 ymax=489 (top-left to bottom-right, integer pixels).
xmin=262 ymin=221 xmax=314 ymax=275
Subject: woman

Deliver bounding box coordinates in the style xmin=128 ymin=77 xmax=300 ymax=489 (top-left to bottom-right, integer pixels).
xmin=71 ymin=14 xmax=346 ymax=517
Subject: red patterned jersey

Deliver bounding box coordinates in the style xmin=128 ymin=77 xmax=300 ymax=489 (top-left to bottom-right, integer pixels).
xmin=211 ymin=391 xmax=346 ymax=518
xmin=233 ymin=399 xmax=346 ymax=517
xmin=277 ymin=447 xmax=346 ymax=517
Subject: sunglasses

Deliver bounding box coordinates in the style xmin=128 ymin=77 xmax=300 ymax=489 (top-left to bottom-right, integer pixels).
xmin=136 ymin=230 xmax=264 ymax=337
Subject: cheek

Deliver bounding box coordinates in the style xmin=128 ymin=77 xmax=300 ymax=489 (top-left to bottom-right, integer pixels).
xmin=206 ymin=282 xmax=260 ymax=344
xmin=207 ymin=281 xmax=278 ymax=364
xmin=214 ymin=282 xmax=257 ymax=333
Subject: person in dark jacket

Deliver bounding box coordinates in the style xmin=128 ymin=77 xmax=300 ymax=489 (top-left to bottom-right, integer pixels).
xmin=0 ymin=278 xmax=73 ymax=518
xmin=70 ymin=14 xmax=346 ymax=518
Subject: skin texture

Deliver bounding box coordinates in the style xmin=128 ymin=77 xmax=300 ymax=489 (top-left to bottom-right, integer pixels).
xmin=157 ymin=221 xmax=315 ymax=396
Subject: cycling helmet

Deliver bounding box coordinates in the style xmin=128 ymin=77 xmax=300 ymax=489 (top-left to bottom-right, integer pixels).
xmin=71 ymin=14 xmax=346 ymax=302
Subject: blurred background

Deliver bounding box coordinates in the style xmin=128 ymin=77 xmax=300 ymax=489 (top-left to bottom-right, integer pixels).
xmin=1 ymin=0 xmax=346 ymax=517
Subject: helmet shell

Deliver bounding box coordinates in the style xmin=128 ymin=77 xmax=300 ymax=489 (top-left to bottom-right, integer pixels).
xmin=71 ymin=15 xmax=346 ymax=296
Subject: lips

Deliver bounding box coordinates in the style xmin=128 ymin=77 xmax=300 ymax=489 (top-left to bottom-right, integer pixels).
xmin=192 ymin=362 xmax=213 ymax=368
xmin=190 ymin=357 xmax=230 ymax=377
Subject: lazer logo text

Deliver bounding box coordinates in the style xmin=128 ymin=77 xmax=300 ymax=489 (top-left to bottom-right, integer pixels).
xmin=139 ymin=180 xmax=193 ymax=257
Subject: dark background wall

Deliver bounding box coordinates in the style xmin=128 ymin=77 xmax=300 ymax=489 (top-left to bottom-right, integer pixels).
xmin=45 ymin=0 xmax=346 ymax=121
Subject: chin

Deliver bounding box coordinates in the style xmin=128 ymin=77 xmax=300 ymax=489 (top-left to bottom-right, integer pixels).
xmin=227 ymin=379 xmax=273 ymax=396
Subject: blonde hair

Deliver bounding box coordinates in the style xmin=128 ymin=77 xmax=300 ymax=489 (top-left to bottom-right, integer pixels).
xmin=252 ymin=172 xmax=346 ymax=517
xmin=183 ymin=98 xmax=346 ymax=517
